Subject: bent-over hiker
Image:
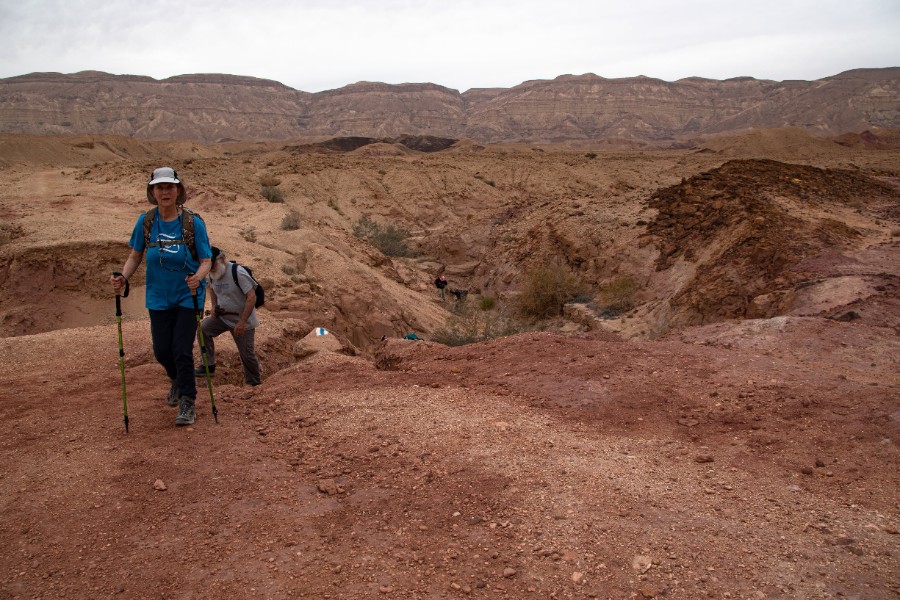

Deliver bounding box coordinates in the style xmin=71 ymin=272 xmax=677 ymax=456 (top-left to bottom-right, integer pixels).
xmin=110 ymin=167 xmax=212 ymax=426
xmin=196 ymin=247 xmax=261 ymax=386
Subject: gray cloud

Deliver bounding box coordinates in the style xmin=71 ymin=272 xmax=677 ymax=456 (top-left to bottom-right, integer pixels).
xmin=0 ymin=0 xmax=897 ymax=91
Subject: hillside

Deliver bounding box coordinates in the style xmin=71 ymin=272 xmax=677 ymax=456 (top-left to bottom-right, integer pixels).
xmin=0 ymin=129 xmax=898 ymax=598
xmin=0 ymin=68 xmax=898 ymax=143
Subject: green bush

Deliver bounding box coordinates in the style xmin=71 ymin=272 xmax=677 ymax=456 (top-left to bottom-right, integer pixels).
xmin=352 ymin=215 xmax=415 ymax=257
xmin=597 ymin=277 xmax=639 ymax=314
xmin=0 ymin=223 xmax=23 ymax=245
xmin=479 ymin=295 xmax=496 ymax=311
xmin=518 ymin=263 xmax=584 ymax=319
xmin=261 ymin=186 xmax=284 ymax=203
xmin=281 ymin=210 xmax=301 ymax=231
xmin=432 ymin=301 xmax=521 ymax=346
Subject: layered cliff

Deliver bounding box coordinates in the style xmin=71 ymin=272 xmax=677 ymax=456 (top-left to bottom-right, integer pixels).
xmin=0 ymin=68 xmax=897 ymax=143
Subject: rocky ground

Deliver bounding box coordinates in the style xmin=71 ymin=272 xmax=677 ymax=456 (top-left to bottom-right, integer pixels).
xmin=0 ymin=130 xmax=898 ymax=599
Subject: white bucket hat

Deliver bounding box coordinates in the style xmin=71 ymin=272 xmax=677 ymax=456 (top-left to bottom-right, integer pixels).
xmin=146 ymin=166 xmax=186 ymax=205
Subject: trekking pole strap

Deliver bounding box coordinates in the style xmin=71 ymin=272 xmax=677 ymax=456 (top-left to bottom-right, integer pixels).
xmin=112 ymin=272 xmax=130 ymax=315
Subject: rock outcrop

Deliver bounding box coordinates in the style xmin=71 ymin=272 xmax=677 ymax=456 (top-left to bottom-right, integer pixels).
xmin=0 ymin=68 xmax=897 ymax=143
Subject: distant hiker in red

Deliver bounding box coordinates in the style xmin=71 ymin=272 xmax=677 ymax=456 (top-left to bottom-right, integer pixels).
xmin=434 ymin=274 xmax=448 ymax=301
xmin=196 ymin=247 xmax=262 ymax=386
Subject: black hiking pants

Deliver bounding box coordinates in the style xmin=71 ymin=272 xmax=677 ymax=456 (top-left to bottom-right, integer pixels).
xmin=149 ymin=307 xmax=198 ymax=400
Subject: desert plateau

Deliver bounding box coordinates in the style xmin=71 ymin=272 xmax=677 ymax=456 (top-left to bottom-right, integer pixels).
xmin=0 ymin=72 xmax=898 ymax=600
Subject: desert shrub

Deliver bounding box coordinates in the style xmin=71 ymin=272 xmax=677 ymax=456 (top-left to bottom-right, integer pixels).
xmin=327 ymin=198 xmax=344 ymax=215
xmin=597 ymin=277 xmax=640 ymax=315
xmin=352 ymin=215 xmax=415 ymax=257
xmin=432 ymin=301 xmax=521 ymax=346
xmin=479 ymin=295 xmax=496 ymax=311
xmin=240 ymin=227 xmax=257 ymax=243
xmin=892 ymin=228 xmax=900 ymax=237
xmin=261 ymin=186 xmax=284 ymax=203
xmin=585 ymin=152 xmax=597 ymax=159
xmin=474 ymin=173 xmax=496 ymax=187
xmin=518 ymin=263 xmax=584 ymax=319
xmin=259 ymin=174 xmax=282 ymax=187
xmin=281 ymin=210 xmax=301 ymax=231
xmin=0 ymin=223 xmax=23 ymax=245
xmin=281 ymin=263 xmax=296 ymax=275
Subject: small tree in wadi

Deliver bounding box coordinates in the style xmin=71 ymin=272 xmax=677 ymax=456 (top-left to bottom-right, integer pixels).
xmin=352 ymin=215 xmax=415 ymax=257
xmin=597 ymin=277 xmax=639 ymax=314
xmin=431 ymin=300 xmax=521 ymax=346
xmin=518 ymin=262 xmax=584 ymax=319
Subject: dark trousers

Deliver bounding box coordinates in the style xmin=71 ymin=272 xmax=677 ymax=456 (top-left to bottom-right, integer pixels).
xmin=149 ymin=307 xmax=198 ymax=399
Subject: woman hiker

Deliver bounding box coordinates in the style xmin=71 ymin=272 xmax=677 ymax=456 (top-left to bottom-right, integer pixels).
xmin=110 ymin=167 xmax=212 ymax=426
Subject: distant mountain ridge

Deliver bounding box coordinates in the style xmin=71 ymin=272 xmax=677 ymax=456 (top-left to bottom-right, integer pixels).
xmin=0 ymin=68 xmax=897 ymax=143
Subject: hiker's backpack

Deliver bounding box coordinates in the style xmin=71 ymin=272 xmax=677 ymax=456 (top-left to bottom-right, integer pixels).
xmin=232 ymin=262 xmax=265 ymax=308
xmin=142 ymin=207 xmax=198 ymax=260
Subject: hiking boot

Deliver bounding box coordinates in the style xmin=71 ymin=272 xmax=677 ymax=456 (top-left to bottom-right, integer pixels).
xmin=194 ymin=364 xmax=215 ymax=376
xmin=175 ymin=396 xmax=196 ymax=426
xmin=166 ymin=379 xmax=178 ymax=407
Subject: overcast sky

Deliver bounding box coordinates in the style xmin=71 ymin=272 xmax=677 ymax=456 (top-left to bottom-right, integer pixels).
xmin=1 ymin=0 xmax=897 ymax=92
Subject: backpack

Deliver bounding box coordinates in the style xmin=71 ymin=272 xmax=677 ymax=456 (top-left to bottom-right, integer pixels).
xmin=142 ymin=207 xmax=198 ymax=260
xmin=231 ymin=262 xmax=265 ymax=308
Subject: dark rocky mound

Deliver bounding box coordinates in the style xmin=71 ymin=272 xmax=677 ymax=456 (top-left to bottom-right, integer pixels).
xmin=285 ymin=135 xmax=458 ymax=155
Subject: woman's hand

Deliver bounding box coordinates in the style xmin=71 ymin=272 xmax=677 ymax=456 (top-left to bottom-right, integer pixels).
xmin=110 ymin=273 xmax=127 ymax=295
xmin=185 ymin=273 xmax=202 ymax=291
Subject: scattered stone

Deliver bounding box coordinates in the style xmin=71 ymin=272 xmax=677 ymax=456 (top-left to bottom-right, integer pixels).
xmin=317 ymin=479 xmax=339 ymax=495
xmin=815 ymin=458 xmax=826 ymax=468
xmin=833 ymin=536 xmax=855 ymax=546
xmin=800 ymin=467 xmax=814 ymax=475
xmin=632 ymin=555 xmax=652 ymax=573
xmin=502 ymin=567 xmax=517 ymax=578
xmin=379 ymin=585 xmax=394 ymax=593
xmin=153 ymin=479 xmax=167 ymax=491
xmin=572 ymin=571 xmax=584 ymax=584
xmin=695 ymin=455 xmax=714 ymax=464
xmin=677 ymin=418 xmax=700 ymax=427
xmin=639 ymin=585 xmax=668 ymax=598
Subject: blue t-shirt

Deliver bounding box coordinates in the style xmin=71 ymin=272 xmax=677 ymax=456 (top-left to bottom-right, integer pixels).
xmin=129 ymin=210 xmax=212 ymax=310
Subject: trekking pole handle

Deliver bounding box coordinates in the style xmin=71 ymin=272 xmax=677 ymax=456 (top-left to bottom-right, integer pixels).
xmin=112 ymin=272 xmax=130 ymax=297
xmin=112 ymin=272 xmax=129 ymax=315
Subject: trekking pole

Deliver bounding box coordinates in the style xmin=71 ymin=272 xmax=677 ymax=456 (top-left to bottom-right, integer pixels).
xmin=112 ymin=272 xmax=130 ymax=433
xmin=190 ymin=276 xmax=218 ymax=423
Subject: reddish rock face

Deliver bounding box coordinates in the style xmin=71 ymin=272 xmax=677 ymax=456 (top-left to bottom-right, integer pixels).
xmin=0 ymin=68 xmax=897 ymax=142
